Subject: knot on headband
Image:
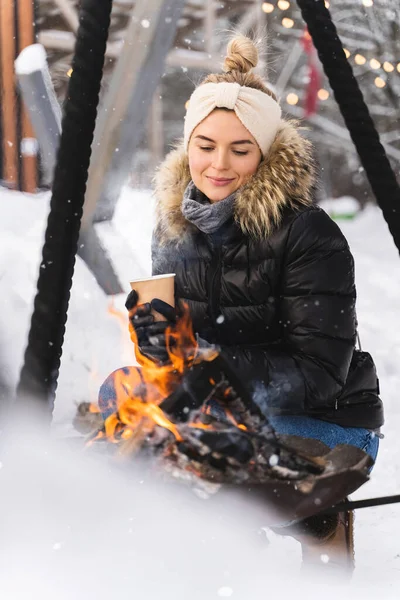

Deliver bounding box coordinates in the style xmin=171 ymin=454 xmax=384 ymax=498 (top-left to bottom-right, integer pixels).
xmin=214 ymin=82 xmax=241 ymax=110
xmin=184 ymin=82 xmax=282 ymax=157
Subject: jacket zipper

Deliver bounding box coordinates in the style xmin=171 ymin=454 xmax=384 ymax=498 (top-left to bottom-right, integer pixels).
xmin=208 ymin=247 xmax=223 ymax=326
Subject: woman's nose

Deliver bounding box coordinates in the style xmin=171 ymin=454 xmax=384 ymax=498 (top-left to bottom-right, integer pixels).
xmin=212 ymin=150 xmax=229 ymax=171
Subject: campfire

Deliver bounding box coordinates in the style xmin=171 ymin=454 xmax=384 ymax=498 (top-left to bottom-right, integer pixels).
xmin=77 ymin=306 xmax=325 ymax=481
xmin=74 ymin=304 xmax=373 ymax=522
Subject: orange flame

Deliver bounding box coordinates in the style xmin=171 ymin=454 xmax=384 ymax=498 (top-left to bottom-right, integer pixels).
xmin=225 ymin=408 xmax=247 ymax=431
xmin=96 ymin=301 xmax=244 ymax=451
xmin=127 ymin=302 xmax=198 ymax=397
xmin=93 ymin=303 xmax=197 ymax=444
xmin=107 ymin=298 xmax=128 ymax=329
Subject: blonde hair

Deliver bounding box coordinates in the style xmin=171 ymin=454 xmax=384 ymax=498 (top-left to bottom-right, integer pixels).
xmin=201 ymin=34 xmax=277 ymax=103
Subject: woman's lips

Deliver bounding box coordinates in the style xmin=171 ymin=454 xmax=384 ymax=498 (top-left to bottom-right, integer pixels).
xmin=207 ymin=177 xmax=235 ymax=187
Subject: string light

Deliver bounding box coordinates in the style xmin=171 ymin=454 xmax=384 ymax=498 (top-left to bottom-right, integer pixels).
xmin=286 ymin=93 xmax=299 ymax=106
xmin=383 ymin=61 xmax=394 ymax=73
xmin=318 ymin=89 xmax=330 ymax=101
xmin=397 ymin=63 xmax=400 ymax=73
xmin=354 ymin=54 xmax=366 ymax=65
xmin=374 ymin=77 xmax=386 ymax=88
xmin=261 ymin=2 xmax=274 ymax=13
xmin=343 ymin=48 xmax=351 ymax=58
xmin=67 ymin=68 xmax=73 ymax=77
xmin=362 ymin=0 xmax=373 ymax=6
xmin=277 ymin=0 xmax=290 ymax=9
xmin=369 ymin=58 xmax=381 ymax=70
xmin=325 ymin=1 xmax=330 ymax=7
xmin=282 ymin=17 xmax=294 ymax=28
xmin=185 ymin=100 xmax=190 ymax=109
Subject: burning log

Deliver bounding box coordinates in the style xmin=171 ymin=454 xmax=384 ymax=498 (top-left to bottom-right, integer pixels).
xmin=75 ymin=305 xmax=373 ymax=524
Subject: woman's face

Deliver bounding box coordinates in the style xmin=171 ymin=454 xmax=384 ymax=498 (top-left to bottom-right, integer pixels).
xmin=188 ymin=109 xmax=262 ymax=203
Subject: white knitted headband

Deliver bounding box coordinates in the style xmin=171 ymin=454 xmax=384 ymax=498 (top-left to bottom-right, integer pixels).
xmin=184 ymin=82 xmax=282 ymax=156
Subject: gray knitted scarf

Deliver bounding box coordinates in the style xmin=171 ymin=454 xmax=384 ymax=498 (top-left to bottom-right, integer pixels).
xmin=181 ymin=181 xmax=236 ymax=234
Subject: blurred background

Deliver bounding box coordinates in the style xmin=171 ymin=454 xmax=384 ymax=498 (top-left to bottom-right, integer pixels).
xmin=1 ymin=0 xmax=399 ymax=199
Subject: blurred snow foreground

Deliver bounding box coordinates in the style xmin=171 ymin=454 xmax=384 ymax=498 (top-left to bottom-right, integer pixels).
xmin=0 ymin=423 xmax=274 ymax=600
xmin=1 ymin=186 xmax=400 ymax=594
xmin=0 ymin=424 xmax=395 ymax=600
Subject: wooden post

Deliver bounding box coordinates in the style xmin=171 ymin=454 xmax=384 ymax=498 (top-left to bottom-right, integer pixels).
xmin=0 ymin=0 xmax=18 ymax=188
xmin=17 ymin=0 xmax=38 ymax=192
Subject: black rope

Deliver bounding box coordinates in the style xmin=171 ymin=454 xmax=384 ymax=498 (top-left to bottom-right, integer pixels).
xmin=296 ymin=0 xmax=400 ymax=255
xmin=324 ymin=493 xmax=400 ymax=516
xmin=16 ymin=0 xmax=113 ymax=412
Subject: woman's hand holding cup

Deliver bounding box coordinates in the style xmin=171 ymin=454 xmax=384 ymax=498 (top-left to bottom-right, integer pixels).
xmin=125 ymin=278 xmax=177 ymax=364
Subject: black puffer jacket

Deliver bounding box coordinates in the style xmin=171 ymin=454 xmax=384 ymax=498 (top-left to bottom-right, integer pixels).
xmin=152 ymin=121 xmax=383 ymax=430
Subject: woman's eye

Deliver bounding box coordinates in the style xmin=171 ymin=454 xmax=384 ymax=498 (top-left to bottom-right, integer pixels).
xmin=198 ymin=147 xmax=248 ymax=155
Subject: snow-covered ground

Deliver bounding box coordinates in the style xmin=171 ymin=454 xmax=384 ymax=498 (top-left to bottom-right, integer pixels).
xmin=1 ymin=185 xmax=399 ymax=596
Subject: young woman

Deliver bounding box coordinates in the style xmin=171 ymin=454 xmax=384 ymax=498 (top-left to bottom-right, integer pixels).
xmin=99 ymin=34 xmax=383 ymax=570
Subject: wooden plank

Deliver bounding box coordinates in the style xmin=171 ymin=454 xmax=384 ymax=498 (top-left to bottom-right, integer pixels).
xmin=53 ymin=0 xmax=79 ymax=33
xmin=0 ymin=0 xmax=18 ymax=187
xmin=81 ymin=0 xmax=187 ymax=229
xmin=15 ymin=44 xmax=62 ymax=186
xmin=38 ymin=30 xmax=222 ymax=70
xmin=17 ymin=0 xmax=38 ymax=192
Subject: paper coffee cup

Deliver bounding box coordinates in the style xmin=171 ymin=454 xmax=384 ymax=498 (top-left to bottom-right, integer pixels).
xmin=129 ymin=274 xmax=175 ymax=321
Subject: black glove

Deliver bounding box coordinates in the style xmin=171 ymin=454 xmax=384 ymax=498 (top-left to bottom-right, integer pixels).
xmin=125 ymin=290 xmax=177 ymax=364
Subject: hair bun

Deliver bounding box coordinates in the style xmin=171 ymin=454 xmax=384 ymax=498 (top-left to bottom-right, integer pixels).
xmin=223 ymin=34 xmax=259 ymax=74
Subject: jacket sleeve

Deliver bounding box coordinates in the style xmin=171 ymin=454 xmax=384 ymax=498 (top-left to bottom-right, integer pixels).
xmin=220 ymin=208 xmax=357 ymax=414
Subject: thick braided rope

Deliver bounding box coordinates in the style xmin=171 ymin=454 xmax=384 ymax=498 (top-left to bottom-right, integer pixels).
xmin=296 ymin=0 xmax=400 ymax=254
xmin=16 ymin=0 xmax=113 ymax=411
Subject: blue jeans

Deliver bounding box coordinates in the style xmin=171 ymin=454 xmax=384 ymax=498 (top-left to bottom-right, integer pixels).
xmin=270 ymin=415 xmax=379 ymax=464
xmin=98 ymin=368 xmax=379 ymax=466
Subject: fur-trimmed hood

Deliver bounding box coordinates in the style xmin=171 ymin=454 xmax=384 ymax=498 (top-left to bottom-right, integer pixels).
xmin=154 ymin=120 xmax=317 ymax=245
